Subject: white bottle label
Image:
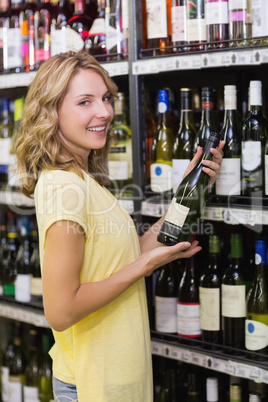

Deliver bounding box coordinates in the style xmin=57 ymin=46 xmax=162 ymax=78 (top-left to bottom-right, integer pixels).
xmin=9 ymin=377 xmax=22 ymax=402
xmin=187 ymin=19 xmax=206 ymax=42
xmin=146 ymin=0 xmax=168 ymax=39
xmin=222 ymin=284 xmax=246 ymax=317
xmin=150 ymin=163 xmax=173 ymax=192
xmin=252 ymin=0 xmax=268 ymax=37
xmin=108 ymin=160 xmax=128 ymax=180
xmin=1 ymin=366 xmax=9 ymax=402
xmin=177 ymin=302 xmax=201 ymax=337
xmin=245 ymin=319 xmax=268 ymax=350
xmin=6 ymin=28 xmax=22 ymax=69
xmin=15 ymin=274 xmax=31 ymax=302
xmin=242 ymin=141 xmax=261 ymax=172
xmin=215 ymin=157 xmax=241 ymax=195
xmin=155 ymin=296 xmax=177 ymax=333
xmin=205 ymin=1 xmax=229 ymax=25
xmin=172 ymin=158 xmax=189 ymax=192
xmin=171 ymin=5 xmax=187 ymax=42
xmin=0 ymin=138 xmax=11 ymax=165
xmin=265 ymin=154 xmax=268 ymax=195
xmin=31 ymin=277 xmax=43 ymax=297
xmin=165 ymin=197 xmax=190 ymax=227
xmin=23 ymin=385 xmax=39 ymax=401
xmin=199 ymin=287 xmax=220 ymax=331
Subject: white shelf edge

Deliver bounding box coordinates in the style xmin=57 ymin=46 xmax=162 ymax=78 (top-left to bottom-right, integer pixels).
xmin=0 ymin=302 xmax=49 ymax=328
xmin=151 ymin=339 xmax=267 ymax=384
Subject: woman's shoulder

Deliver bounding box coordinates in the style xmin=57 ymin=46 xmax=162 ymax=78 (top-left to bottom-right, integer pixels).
xmin=37 ymin=169 xmax=85 ymax=186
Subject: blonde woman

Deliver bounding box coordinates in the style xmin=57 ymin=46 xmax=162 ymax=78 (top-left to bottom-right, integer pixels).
xmin=16 ymin=51 xmax=224 ymax=401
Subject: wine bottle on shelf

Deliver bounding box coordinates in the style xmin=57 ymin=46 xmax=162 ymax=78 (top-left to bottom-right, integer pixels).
xmin=155 ymin=262 xmax=178 ymax=334
xmin=38 ymin=331 xmax=53 ymax=402
xmin=206 ymin=377 xmax=218 ymax=402
xmin=5 ymin=0 xmax=24 ymax=73
xmin=155 ymin=366 xmax=178 ymax=402
xmin=23 ymin=328 xmax=40 ymax=401
xmin=143 ymin=0 xmax=172 ymax=55
xmin=0 ymin=98 xmax=14 ymax=188
xmin=186 ymin=0 xmax=206 ymax=51
xmin=249 ymin=393 xmax=261 ymax=402
xmin=85 ymin=0 xmax=106 ymax=59
xmin=248 ymin=379 xmax=267 ymax=401
xmin=30 ymin=229 xmax=43 ymax=304
xmin=8 ymin=321 xmax=26 ymax=402
xmin=251 ymin=0 xmax=268 ymax=46
xmin=145 ymin=89 xmax=157 ymax=184
xmin=104 ymin=0 xmax=128 ymax=60
xmin=245 ymin=239 xmax=268 ymax=358
xmin=108 ymin=92 xmax=132 ymax=197
xmin=215 ymin=85 xmax=242 ymax=197
xmin=67 ymin=0 xmax=93 ymax=46
xmin=15 ymin=216 xmax=31 ymax=303
xmin=171 ymin=0 xmax=188 ymax=53
xmin=1 ymin=321 xmax=15 ymax=402
xmin=187 ymin=371 xmax=200 ymax=402
xmin=150 ymin=89 xmax=175 ymax=194
xmin=8 ymin=97 xmax=24 ymax=189
xmin=0 ymin=0 xmax=9 ymax=72
xmin=242 ymin=81 xmax=268 ymax=197
xmin=172 ymin=88 xmax=196 ymax=192
xmin=3 ymin=212 xmax=19 ymax=298
xmin=177 ymin=257 xmax=201 ymax=340
xmin=205 ymin=0 xmax=229 ymax=49
xmin=193 ymin=87 xmax=219 ymax=153
xmin=0 ymin=212 xmax=7 ymax=296
xmin=230 ymin=383 xmax=241 ymax=402
xmin=20 ymin=0 xmax=38 ymax=72
xmin=199 ymin=235 xmax=222 ymax=348
xmin=157 ymin=131 xmax=220 ymax=246
xmin=228 ymin=0 xmax=252 ymax=48
xmin=221 ymin=233 xmax=250 ymax=352
xmin=34 ymin=0 xmax=53 ymax=68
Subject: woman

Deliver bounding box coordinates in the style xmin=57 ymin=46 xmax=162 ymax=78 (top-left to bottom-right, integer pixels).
xmin=16 ymin=51 xmax=224 ymax=401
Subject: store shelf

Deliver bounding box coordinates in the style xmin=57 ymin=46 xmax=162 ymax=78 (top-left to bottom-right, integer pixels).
xmin=0 ymin=299 xmax=49 ymax=328
xmin=132 ymin=47 xmax=268 ymax=75
xmin=151 ymin=338 xmax=268 ymax=384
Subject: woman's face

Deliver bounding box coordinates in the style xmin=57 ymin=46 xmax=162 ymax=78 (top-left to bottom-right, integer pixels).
xmin=58 ymin=68 xmax=114 ymax=168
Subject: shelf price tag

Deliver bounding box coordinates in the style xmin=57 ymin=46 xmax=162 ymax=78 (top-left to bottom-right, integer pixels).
xmin=202 ymin=206 xmax=223 ymax=221
xmin=229 ymin=50 xmax=254 ymax=66
xmin=249 ymin=366 xmax=262 ymax=381
xmin=170 ymin=345 xmax=183 ymax=361
xmin=102 ymin=61 xmax=128 ymax=77
xmin=201 ymin=52 xmax=224 ymax=68
xmin=259 ymin=48 xmax=268 ymax=64
xmin=156 ymin=57 xmax=176 ymax=72
xmin=260 ymin=369 xmax=268 ymax=384
xmin=222 ymin=208 xmax=257 ymax=226
xmin=132 ymin=60 xmax=158 ymax=75
xmin=181 ymin=349 xmax=192 ymax=363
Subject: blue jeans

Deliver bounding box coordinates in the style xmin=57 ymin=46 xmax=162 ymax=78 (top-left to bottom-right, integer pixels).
xmin=53 ymin=376 xmax=78 ymax=402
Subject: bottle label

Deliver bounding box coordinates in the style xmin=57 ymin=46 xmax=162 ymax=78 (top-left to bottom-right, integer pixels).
xmin=172 ymin=159 xmax=190 ymax=192
xmin=31 ymin=277 xmax=43 ymax=297
xmin=108 ymin=160 xmax=128 ymax=180
xmin=9 ymin=377 xmax=22 ymax=402
xmin=165 ymin=197 xmax=190 ymax=227
xmin=221 ymin=284 xmax=246 ymax=317
xmin=150 ymin=162 xmax=173 ymax=192
xmin=3 ymin=284 xmax=14 ymax=297
xmin=187 ymin=18 xmax=206 ymax=41
xmin=252 ymin=0 xmax=268 ymax=37
xmin=215 ymin=157 xmax=241 ymax=195
xmin=199 ymin=287 xmax=220 ymax=331
xmin=0 ymin=138 xmax=11 ymax=165
xmin=171 ymin=5 xmax=187 ymax=42
xmin=15 ymin=274 xmax=31 ymax=303
xmin=242 ymin=141 xmax=262 ymax=188
xmin=246 ymin=319 xmax=268 ymax=350
xmin=155 ymin=296 xmax=177 ymax=333
xmin=6 ymin=28 xmax=22 ymax=69
xmin=1 ymin=366 xmax=9 ymax=402
xmin=146 ymin=0 xmax=168 ymax=39
xmin=265 ymin=154 xmax=268 ymax=195
xmin=177 ymin=302 xmax=201 ymax=337
xmin=23 ymin=385 xmax=39 ymax=401
xmin=205 ymin=1 xmax=228 ymax=25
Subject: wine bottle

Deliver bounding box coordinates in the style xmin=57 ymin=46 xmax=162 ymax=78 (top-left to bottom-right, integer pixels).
xmin=245 ymin=239 xmax=268 ymax=358
xmin=242 ymin=81 xmax=268 ymax=197
xmin=150 ymin=89 xmax=175 ymax=194
xmin=0 ymin=0 xmax=9 ymax=72
xmin=1 ymin=322 xmax=15 ymax=402
xmin=171 ymin=0 xmax=188 ymax=53
xmin=199 ymin=235 xmax=222 ymax=348
xmin=230 ymin=383 xmax=241 ymax=402
xmin=104 ymin=0 xmax=128 ymax=60
xmin=0 ymin=98 xmax=13 ymax=188
xmin=34 ymin=0 xmax=52 ymax=68
xmin=23 ymin=328 xmax=39 ymax=401
xmin=221 ymin=233 xmax=250 ymax=352
xmin=108 ymin=92 xmax=132 ymax=197
xmin=5 ymin=0 xmax=23 ymax=73
xmin=3 ymin=212 xmax=19 ymax=297
xmin=20 ymin=0 xmax=37 ymax=72
xmin=8 ymin=321 xmax=26 ymax=402
xmin=155 ymin=262 xmax=178 ymax=334
xmin=251 ymin=0 xmax=268 ymax=46
xmin=216 ymin=85 xmax=242 ymax=196
xmin=228 ymin=0 xmax=252 ymax=48
xmin=15 ymin=216 xmax=31 ymax=303
xmin=143 ymin=0 xmax=172 ymax=55
xmin=8 ymin=97 xmax=24 ymax=189
xmin=85 ymin=0 xmax=106 ymax=60
xmin=193 ymin=87 xmax=219 ymax=153
xmin=172 ymin=88 xmax=196 ymax=192
xmin=186 ymin=0 xmax=206 ymax=51
xmin=0 ymin=212 xmax=7 ymax=296
xmin=177 ymin=257 xmax=201 ymax=339
xmin=187 ymin=371 xmax=200 ymax=402
xmin=206 ymin=377 xmax=218 ymax=402
xmin=38 ymin=332 xmax=53 ymax=402
xmin=145 ymin=89 xmax=157 ymax=184
xmin=156 ymin=367 xmax=177 ymax=402
xmin=205 ymin=0 xmax=229 ymax=49
xmin=67 ymin=0 xmax=93 ymax=45
xmin=157 ymin=131 xmax=220 ymax=246
xmin=30 ymin=229 xmax=43 ymax=304
xmin=249 ymin=393 xmax=261 ymax=402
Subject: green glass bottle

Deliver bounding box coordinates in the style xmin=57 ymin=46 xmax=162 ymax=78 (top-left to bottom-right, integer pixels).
xmin=23 ymin=328 xmax=40 ymax=401
xmin=246 ymin=240 xmax=268 ymax=359
xmin=38 ymin=332 xmax=53 ymax=402
xmin=1 ymin=321 xmax=15 ymax=402
xmin=3 ymin=211 xmax=19 ymax=297
xmin=8 ymin=321 xmax=26 ymax=402
xmin=108 ymin=92 xmax=132 ymax=197
xmin=15 ymin=216 xmax=31 ymax=303
xmin=172 ymin=88 xmax=196 ymax=192
xmin=150 ymin=89 xmax=175 ymax=194
xmin=157 ymin=131 xmax=220 ymax=246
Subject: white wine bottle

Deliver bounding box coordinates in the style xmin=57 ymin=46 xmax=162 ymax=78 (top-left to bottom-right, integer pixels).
xmin=150 ymin=89 xmax=175 ymax=194
xmin=245 ymin=239 xmax=268 ymax=358
xmin=157 ymin=131 xmax=220 ymax=246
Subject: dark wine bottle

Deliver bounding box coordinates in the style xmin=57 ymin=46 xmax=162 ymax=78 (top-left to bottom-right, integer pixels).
xmin=155 ymin=262 xmax=178 ymax=334
xmin=245 ymin=240 xmax=268 ymax=358
xmin=199 ymin=235 xmax=222 ymax=348
xmin=3 ymin=212 xmax=19 ymax=297
xmin=30 ymin=229 xmax=43 ymax=304
xmin=172 ymin=88 xmax=196 ymax=192
xmin=242 ymin=80 xmax=268 ymax=197
xmin=8 ymin=321 xmax=26 ymax=402
xmin=216 ymin=85 xmax=242 ymax=196
xmin=193 ymin=87 xmax=218 ymax=153
xmin=1 ymin=322 xmax=15 ymax=402
xmin=38 ymin=332 xmax=53 ymax=402
xmin=187 ymin=371 xmax=200 ymax=402
xmin=156 ymin=367 xmax=178 ymax=402
xmin=157 ymin=131 xmax=220 ymax=246
xmin=23 ymin=328 xmax=39 ymax=401
xmin=15 ymin=216 xmax=31 ymax=303
xmin=177 ymin=257 xmax=201 ymax=339
xmin=221 ymin=233 xmax=250 ymax=352
xmin=150 ymin=89 xmax=175 ymax=194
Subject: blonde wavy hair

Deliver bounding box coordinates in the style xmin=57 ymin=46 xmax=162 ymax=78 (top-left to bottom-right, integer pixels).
xmin=16 ymin=51 xmax=118 ymax=198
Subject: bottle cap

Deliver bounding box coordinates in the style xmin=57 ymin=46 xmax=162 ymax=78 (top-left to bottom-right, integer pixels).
xmin=224 ymin=85 xmax=237 ymax=110
xmin=249 ymin=80 xmax=262 ymax=106
xmin=231 ymin=233 xmax=243 ymax=258
xmin=158 ymin=89 xmax=169 ymax=113
xmin=206 ymin=377 xmax=218 ymax=402
xmin=230 ymin=383 xmax=241 ymax=400
xmin=249 ymin=393 xmax=261 ymax=402
xmin=255 ymin=240 xmax=267 ymax=265
xmin=209 ymin=235 xmax=220 ymax=254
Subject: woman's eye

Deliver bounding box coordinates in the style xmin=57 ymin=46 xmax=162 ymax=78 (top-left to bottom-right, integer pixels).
xmin=103 ymin=95 xmax=112 ymax=103
xmin=79 ymin=100 xmax=90 ymax=106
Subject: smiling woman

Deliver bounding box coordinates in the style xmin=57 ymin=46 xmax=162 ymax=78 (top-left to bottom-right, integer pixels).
xmin=14 ymin=51 xmax=223 ymax=402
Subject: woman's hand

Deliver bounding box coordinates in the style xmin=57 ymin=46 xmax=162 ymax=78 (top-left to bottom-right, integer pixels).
xmin=183 ymin=140 xmax=225 ymax=185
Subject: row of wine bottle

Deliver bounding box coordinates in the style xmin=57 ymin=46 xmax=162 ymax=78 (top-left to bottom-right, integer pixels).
xmin=0 ymin=321 xmax=53 ymax=402
xmin=155 ymin=233 xmax=268 ymax=357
